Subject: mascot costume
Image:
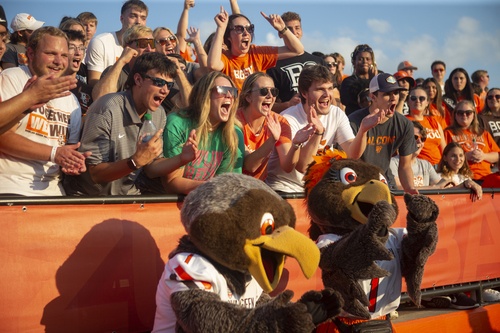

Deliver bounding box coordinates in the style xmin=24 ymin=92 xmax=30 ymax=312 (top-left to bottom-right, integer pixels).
xmin=303 ymin=151 xmax=439 ymax=333
xmin=152 ymin=173 xmax=342 ymax=333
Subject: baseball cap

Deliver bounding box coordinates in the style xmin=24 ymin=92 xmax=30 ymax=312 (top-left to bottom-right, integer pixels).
xmin=10 ymin=13 xmax=44 ymax=32
xmin=0 ymin=6 xmax=7 ymax=30
xmin=397 ymin=60 xmax=418 ymax=71
xmin=393 ymin=70 xmax=416 ymax=88
xmin=369 ymin=73 xmax=405 ymax=93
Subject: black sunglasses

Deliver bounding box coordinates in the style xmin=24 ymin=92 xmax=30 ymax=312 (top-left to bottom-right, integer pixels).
xmin=132 ymin=38 xmax=155 ymax=49
xmin=414 ymin=135 xmax=426 ymax=143
xmin=252 ymin=87 xmax=279 ymax=97
xmin=410 ymin=96 xmax=426 ymax=102
xmin=142 ymin=74 xmax=174 ymax=89
xmin=326 ymin=62 xmax=338 ymax=68
xmin=230 ymin=24 xmax=254 ymax=34
xmin=455 ymin=110 xmax=474 ymax=117
xmin=213 ymin=86 xmax=238 ymax=98
xmin=487 ymin=94 xmax=500 ymax=101
xmin=156 ymin=35 xmax=177 ymax=46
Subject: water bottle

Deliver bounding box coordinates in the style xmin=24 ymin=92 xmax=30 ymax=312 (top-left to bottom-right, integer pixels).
xmin=139 ymin=113 xmax=156 ymax=143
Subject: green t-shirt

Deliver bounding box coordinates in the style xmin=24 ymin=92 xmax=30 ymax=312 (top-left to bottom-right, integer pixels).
xmin=164 ymin=111 xmax=244 ymax=180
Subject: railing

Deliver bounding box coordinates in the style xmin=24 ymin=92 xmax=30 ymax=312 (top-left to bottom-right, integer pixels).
xmin=1 ymin=188 xmax=499 ymax=332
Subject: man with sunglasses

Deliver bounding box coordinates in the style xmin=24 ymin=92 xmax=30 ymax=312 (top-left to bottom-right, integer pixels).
xmin=349 ymin=73 xmax=419 ymax=194
xmin=266 ymin=11 xmax=325 ymax=113
xmin=64 ymin=52 xmax=197 ymax=196
xmin=86 ymin=0 xmax=148 ymax=87
xmin=92 ymin=25 xmax=154 ymax=101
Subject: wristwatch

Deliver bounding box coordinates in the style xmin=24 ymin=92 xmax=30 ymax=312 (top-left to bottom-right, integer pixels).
xmin=127 ymin=157 xmax=139 ymax=171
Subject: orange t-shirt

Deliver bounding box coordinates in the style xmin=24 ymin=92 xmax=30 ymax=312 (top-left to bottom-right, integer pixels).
xmin=407 ymin=115 xmax=444 ymax=165
xmin=444 ymin=128 xmax=500 ymax=180
xmin=221 ymin=45 xmax=278 ymax=91
xmin=236 ymin=109 xmax=292 ymax=180
xmin=428 ymin=102 xmax=451 ymax=128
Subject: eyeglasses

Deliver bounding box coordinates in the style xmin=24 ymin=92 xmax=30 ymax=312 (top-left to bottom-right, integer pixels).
xmin=455 ymin=110 xmax=474 ymax=117
xmin=68 ymin=45 xmax=86 ymax=53
xmin=409 ymin=95 xmax=426 ymax=102
xmin=414 ymin=135 xmax=426 ymax=143
xmin=326 ymin=62 xmax=338 ymax=68
xmin=230 ymin=24 xmax=255 ymax=35
xmin=487 ymin=94 xmax=500 ymax=101
xmin=132 ymin=38 xmax=155 ymax=49
xmin=433 ymin=68 xmax=445 ymax=73
xmin=156 ymin=35 xmax=177 ymax=45
xmin=252 ymin=87 xmax=279 ymax=97
xmin=142 ymin=74 xmax=174 ymax=89
xmin=213 ymin=86 xmax=238 ymax=98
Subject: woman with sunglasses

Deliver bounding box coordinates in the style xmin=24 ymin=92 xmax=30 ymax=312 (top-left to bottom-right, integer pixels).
xmin=443 ymin=67 xmax=483 ymax=113
xmin=207 ymin=7 xmax=304 ymax=90
xmin=236 ymin=72 xmax=313 ymax=180
xmin=162 ymin=71 xmax=245 ymax=194
xmin=444 ymin=100 xmax=500 ymax=182
xmin=323 ymin=53 xmax=343 ymax=109
xmin=422 ymin=77 xmax=451 ymax=127
xmin=478 ymin=88 xmax=500 ymax=147
xmin=406 ymin=87 xmax=446 ymax=166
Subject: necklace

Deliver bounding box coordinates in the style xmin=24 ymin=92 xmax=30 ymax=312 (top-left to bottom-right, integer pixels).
xmin=243 ymin=110 xmax=265 ymax=136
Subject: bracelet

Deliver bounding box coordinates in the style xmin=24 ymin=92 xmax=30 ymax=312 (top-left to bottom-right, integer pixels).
xmin=50 ymin=146 xmax=58 ymax=163
xmin=314 ymin=131 xmax=324 ymax=136
xmin=279 ymin=26 xmax=288 ymax=34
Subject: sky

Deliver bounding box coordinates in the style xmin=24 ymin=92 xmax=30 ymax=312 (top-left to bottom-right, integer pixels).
xmin=3 ymin=0 xmax=500 ymax=88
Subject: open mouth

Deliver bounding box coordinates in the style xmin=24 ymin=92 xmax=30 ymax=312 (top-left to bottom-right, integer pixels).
xmin=261 ymin=248 xmax=277 ymax=283
xmin=357 ymin=201 xmax=374 ymax=218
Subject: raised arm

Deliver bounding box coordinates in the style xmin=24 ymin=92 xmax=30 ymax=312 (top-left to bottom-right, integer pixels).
xmin=185 ymin=27 xmax=209 ymax=78
xmin=176 ymin=0 xmax=195 ymax=55
xmin=260 ymin=12 xmax=304 ymax=60
xmin=207 ymin=6 xmax=229 ymax=72
xmin=229 ymin=0 xmax=241 ymax=14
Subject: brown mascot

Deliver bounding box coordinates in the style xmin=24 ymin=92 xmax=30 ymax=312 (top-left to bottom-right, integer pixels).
xmin=152 ymin=173 xmax=343 ymax=333
xmin=303 ymin=150 xmax=439 ymax=333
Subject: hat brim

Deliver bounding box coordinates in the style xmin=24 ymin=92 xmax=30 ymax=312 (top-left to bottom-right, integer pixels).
xmin=29 ymin=21 xmax=44 ymax=30
xmin=378 ymin=86 xmax=406 ymax=93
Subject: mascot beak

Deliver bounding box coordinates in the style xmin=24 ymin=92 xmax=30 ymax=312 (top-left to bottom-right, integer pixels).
xmin=243 ymin=226 xmax=320 ymax=293
xmin=342 ymin=180 xmax=392 ymax=224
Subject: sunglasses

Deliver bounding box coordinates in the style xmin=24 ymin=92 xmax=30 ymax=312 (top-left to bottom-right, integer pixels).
xmin=409 ymin=96 xmax=426 ymax=102
xmin=355 ymin=45 xmax=373 ymax=54
xmin=142 ymin=74 xmax=174 ymax=89
xmin=433 ymin=68 xmax=445 ymax=73
xmin=487 ymin=94 xmax=500 ymax=101
xmin=455 ymin=110 xmax=474 ymax=117
xmin=414 ymin=135 xmax=426 ymax=143
xmin=230 ymin=24 xmax=255 ymax=34
xmin=252 ymin=87 xmax=279 ymax=97
xmin=326 ymin=62 xmax=338 ymax=68
xmin=132 ymin=38 xmax=155 ymax=49
xmin=156 ymin=35 xmax=177 ymax=45
xmin=213 ymin=86 xmax=238 ymax=98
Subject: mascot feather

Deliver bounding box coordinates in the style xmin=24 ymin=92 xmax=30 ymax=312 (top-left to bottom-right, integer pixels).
xmin=152 ymin=173 xmax=343 ymax=333
xmin=303 ymin=151 xmax=439 ymax=332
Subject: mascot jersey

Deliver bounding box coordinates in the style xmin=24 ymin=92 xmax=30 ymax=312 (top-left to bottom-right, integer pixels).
xmin=316 ymin=228 xmax=406 ymax=319
xmin=153 ymin=252 xmax=262 ymax=333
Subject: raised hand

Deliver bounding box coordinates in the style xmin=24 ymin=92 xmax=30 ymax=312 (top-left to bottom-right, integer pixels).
xmin=266 ymin=112 xmax=281 ymax=142
xmin=25 ymin=75 xmax=77 ymax=110
xmin=214 ymin=6 xmax=229 ymax=29
xmin=181 ymin=129 xmax=198 ymax=164
xmin=260 ymin=12 xmax=286 ymax=32
xmin=185 ymin=26 xmax=200 ymax=44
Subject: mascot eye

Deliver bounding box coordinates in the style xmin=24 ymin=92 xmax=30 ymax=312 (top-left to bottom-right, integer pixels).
xmin=379 ymin=174 xmax=388 ymax=185
xmin=339 ymin=168 xmax=357 ymax=185
xmin=260 ymin=213 xmax=275 ymax=235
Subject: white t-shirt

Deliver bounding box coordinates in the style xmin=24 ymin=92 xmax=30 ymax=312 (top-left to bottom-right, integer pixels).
xmin=317 ymin=228 xmax=406 ymax=319
xmin=153 ymin=252 xmax=262 ymax=333
xmin=85 ymin=32 xmax=123 ymax=73
xmin=0 ymin=66 xmax=82 ymax=196
xmin=265 ymin=103 xmax=355 ymax=193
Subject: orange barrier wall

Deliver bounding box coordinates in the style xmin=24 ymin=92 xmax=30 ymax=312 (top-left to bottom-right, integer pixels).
xmin=0 ymin=192 xmax=499 ymax=332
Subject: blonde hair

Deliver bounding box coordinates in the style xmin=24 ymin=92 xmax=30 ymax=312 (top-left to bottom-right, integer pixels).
xmin=122 ymin=25 xmax=153 ymax=46
xmin=182 ymin=71 xmax=241 ymax=167
xmin=447 ymin=100 xmax=483 ymax=136
xmin=153 ymin=27 xmax=178 ymax=43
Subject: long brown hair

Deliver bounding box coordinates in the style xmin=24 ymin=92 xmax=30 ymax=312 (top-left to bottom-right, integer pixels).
xmin=446 ymin=100 xmax=483 ymax=136
xmin=437 ymin=142 xmax=473 ymax=179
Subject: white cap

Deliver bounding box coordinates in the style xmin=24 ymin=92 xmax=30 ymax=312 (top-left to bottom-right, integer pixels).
xmin=10 ymin=13 xmax=44 ymax=32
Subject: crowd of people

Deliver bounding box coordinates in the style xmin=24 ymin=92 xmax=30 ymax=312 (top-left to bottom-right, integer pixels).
xmin=0 ymin=1 xmax=497 ymax=195
xmin=0 ymin=0 xmax=499 ymax=322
